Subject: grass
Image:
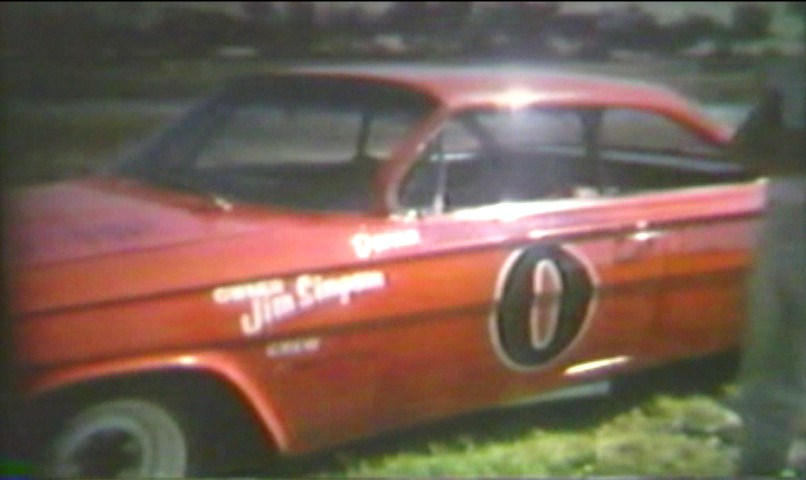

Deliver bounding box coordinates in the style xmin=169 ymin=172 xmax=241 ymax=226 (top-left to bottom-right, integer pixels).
xmin=246 ymin=357 xmax=744 ymax=477
xmin=287 ymin=390 xmax=743 ymax=477
xmin=346 ymin=359 xmax=743 ymax=477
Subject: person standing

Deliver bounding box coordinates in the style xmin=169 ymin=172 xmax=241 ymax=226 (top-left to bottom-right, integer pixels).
xmin=736 ymin=173 xmax=806 ymax=476
xmin=734 ymin=73 xmax=806 ymax=475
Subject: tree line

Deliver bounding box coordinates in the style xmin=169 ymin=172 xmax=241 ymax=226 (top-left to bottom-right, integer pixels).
xmin=2 ymin=2 xmax=800 ymax=63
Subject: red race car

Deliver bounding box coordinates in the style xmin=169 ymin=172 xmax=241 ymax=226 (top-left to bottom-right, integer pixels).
xmin=5 ymin=66 xmax=766 ymax=477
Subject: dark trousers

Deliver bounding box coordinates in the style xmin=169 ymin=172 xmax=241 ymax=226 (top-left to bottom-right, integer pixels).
xmin=737 ymin=177 xmax=806 ymax=475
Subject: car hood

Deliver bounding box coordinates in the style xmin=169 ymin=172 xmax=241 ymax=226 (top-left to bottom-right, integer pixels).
xmin=4 ymin=178 xmax=370 ymax=315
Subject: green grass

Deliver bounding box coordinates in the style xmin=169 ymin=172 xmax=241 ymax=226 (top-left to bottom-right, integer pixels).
xmin=306 ymin=393 xmax=742 ymax=477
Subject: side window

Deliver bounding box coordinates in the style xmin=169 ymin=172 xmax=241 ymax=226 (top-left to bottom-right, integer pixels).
xmin=399 ymin=109 xmax=588 ymax=213
xmin=437 ymin=118 xmax=485 ymax=159
xmin=596 ymin=109 xmax=741 ymax=193
xmin=599 ymin=109 xmax=720 ymax=156
xmin=476 ymin=109 xmax=583 ymax=153
xmin=398 ymin=119 xmax=485 ymax=211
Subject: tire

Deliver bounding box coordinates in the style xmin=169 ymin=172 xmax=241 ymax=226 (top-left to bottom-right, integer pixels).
xmin=43 ymin=398 xmax=189 ymax=478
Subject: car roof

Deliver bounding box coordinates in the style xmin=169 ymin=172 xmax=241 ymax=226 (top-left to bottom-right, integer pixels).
xmin=283 ymin=64 xmax=687 ymax=107
xmin=279 ymin=63 xmax=730 ymax=143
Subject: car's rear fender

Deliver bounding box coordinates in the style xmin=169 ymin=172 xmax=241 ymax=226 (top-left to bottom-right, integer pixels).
xmin=18 ymin=351 xmax=294 ymax=454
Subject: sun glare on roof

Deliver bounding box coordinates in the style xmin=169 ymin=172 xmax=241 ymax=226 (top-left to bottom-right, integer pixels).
xmin=494 ymin=88 xmax=542 ymax=109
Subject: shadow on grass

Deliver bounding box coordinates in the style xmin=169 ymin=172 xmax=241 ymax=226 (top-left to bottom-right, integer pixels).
xmin=240 ymin=352 xmax=738 ymax=477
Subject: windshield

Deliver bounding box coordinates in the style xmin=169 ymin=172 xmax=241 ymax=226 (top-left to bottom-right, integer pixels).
xmin=115 ymin=76 xmax=435 ymax=212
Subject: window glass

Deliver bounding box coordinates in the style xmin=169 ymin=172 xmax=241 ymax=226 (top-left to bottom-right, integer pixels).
xmin=440 ymin=119 xmax=484 ymax=155
xmin=599 ymin=109 xmax=720 ymax=156
xmin=118 ymin=76 xmax=436 ymax=212
xmin=476 ymin=109 xmax=583 ymax=152
xmin=197 ymin=106 xmax=363 ymax=167
xmin=399 ymin=106 xmax=745 ymax=214
xmin=594 ymin=109 xmax=743 ymax=194
xmin=399 ymin=108 xmax=587 ymax=211
xmin=365 ymin=110 xmax=426 ymax=158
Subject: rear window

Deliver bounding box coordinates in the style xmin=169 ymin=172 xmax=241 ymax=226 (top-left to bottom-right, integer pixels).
xmin=118 ymin=76 xmax=436 ymax=212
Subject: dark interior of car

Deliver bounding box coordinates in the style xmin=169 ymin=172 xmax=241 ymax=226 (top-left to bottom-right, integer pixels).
xmin=401 ymin=148 xmax=753 ymax=212
xmin=181 ymin=163 xmax=378 ymax=212
xmin=400 ymin=105 xmax=754 ymax=213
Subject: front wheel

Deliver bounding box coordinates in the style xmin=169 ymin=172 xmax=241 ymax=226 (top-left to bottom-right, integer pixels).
xmin=43 ymin=398 xmax=189 ymax=478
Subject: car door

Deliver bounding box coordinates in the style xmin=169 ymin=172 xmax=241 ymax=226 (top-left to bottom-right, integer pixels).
xmin=594 ymin=107 xmax=765 ymax=359
xmin=653 ymin=185 xmax=763 ymax=357
xmin=365 ymin=107 xmax=674 ymax=428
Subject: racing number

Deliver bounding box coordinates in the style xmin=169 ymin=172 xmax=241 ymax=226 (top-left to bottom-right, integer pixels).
xmin=492 ymin=245 xmax=594 ymax=370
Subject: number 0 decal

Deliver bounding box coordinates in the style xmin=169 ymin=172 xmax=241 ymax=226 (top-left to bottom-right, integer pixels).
xmin=491 ymin=245 xmax=596 ymax=371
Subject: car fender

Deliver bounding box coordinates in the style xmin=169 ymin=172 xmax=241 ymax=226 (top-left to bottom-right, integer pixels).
xmin=21 ymin=351 xmax=294 ymax=453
